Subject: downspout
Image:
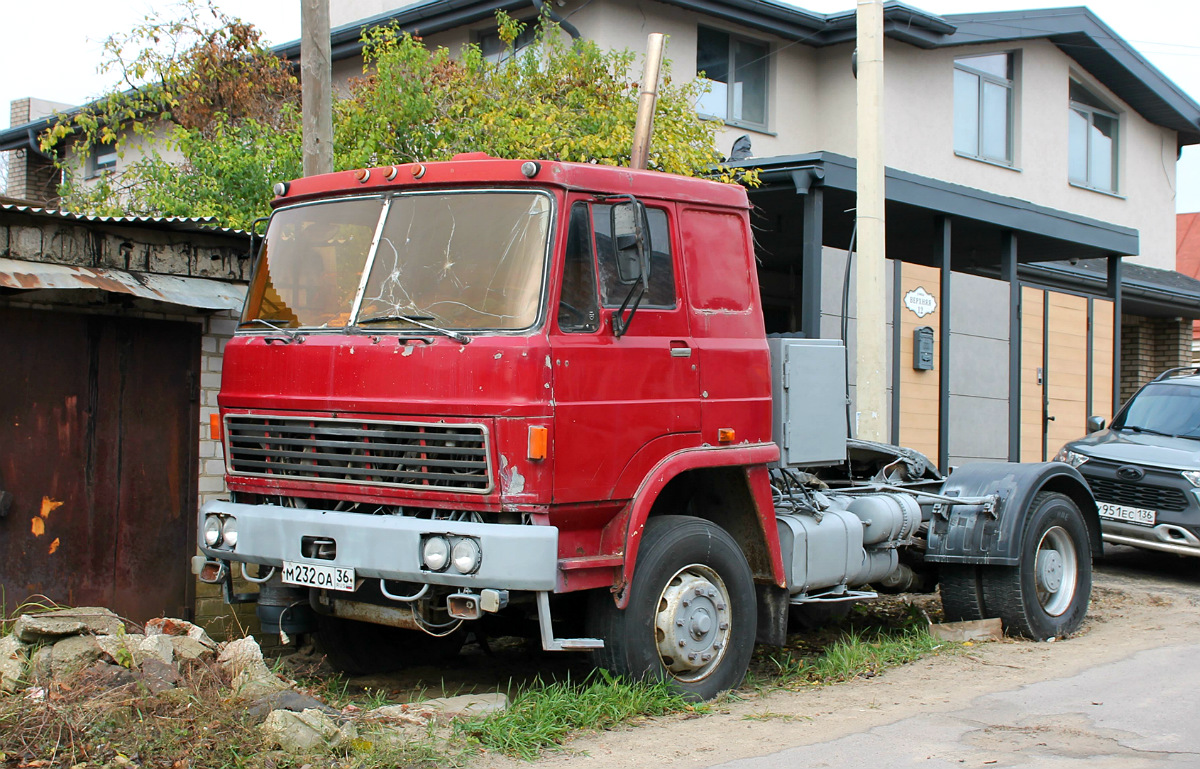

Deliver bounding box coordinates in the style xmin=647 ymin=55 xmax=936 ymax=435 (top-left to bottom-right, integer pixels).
xmin=532 ymin=0 xmax=581 ymax=39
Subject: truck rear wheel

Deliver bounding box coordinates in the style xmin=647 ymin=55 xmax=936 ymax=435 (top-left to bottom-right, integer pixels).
xmin=589 ymin=515 xmax=756 ymax=701
xmin=982 ymin=491 xmax=1092 ymax=640
xmin=939 ymin=565 xmax=987 ymax=622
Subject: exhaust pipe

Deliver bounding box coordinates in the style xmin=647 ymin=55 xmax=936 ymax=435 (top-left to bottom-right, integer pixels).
xmin=630 ymin=33 xmax=666 ymax=170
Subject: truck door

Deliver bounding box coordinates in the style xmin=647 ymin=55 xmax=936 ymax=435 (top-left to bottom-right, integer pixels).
xmin=549 ymin=198 xmax=701 ymax=503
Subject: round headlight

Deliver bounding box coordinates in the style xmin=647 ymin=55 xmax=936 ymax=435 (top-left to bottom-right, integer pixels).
xmin=203 ymin=516 xmax=222 ymax=547
xmin=423 ymin=536 xmax=450 ymax=571
xmin=221 ymin=516 xmax=238 ymax=548
xmin=451 ymin=538 xmax=481 ymax=574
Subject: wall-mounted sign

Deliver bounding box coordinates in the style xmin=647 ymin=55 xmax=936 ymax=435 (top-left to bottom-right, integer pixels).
xmin=904 ymin=286 xmax=937 ymax=318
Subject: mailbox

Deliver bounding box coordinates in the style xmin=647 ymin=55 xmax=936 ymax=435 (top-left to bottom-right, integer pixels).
xmin=913 ymin=326 xmax=934 ymax=371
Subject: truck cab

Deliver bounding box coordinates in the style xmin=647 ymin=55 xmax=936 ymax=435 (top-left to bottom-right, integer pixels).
xmin=198 ymin=156 xmax=1098 ymax=700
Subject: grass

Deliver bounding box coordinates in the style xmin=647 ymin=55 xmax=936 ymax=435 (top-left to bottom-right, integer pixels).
xmin=0 ymin=596 xmax=954 ymax=767
xmin=457 ymin=670 xmax=703 ymax=760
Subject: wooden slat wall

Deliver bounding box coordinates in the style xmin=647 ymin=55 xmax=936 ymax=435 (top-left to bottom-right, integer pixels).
xmin=1020 ymin=287 xmax=1045 ymax=462
xmin=1091 ymin=299 xmax=1115 ymax=423
xmin=898 ymin=263 xmax=941 ymax=461
xmin=1046 ymin=292 xmax=1089 ymax=452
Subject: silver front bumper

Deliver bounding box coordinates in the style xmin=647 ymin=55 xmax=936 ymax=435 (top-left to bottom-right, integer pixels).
xmin=198 ymin=500 xmax=559 ymax=590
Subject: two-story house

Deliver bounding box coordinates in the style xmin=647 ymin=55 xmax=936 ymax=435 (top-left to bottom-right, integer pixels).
xmin=5 ymin=0 xmax=1200 ymax=478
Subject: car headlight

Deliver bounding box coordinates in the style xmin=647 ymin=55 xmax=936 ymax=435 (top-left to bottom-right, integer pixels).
xmin=1182 ymin=470 xmax=1200 ymax=487
xmin=422 ymin=536 xmax=450 ymax=571
xmin=1053 ymin=447 xmax=1090 ymax=468
xmin=221 ymin=516 xmax=238 ymax=548
xmin=203 ymin=515 xmax=223 ymax=547
xmin=451 ymin=538 xmax=482 ymax=574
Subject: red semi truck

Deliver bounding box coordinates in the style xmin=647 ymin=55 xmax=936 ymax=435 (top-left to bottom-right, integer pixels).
xmin=195 ymin=155 xmax=1099 ymax=699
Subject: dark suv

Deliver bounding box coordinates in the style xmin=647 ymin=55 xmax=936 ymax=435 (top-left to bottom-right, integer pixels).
xmin=1056 ymin=367 xmax=1200 ymax=557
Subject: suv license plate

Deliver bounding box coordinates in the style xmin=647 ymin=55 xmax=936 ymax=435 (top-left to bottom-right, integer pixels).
xmin=282 ymin=561 xmax=356 ymax=592
xmin=1098 ymin=503 xmax=1156 ymax=526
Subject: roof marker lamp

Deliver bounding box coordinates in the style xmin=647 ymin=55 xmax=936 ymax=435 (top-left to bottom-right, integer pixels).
xmin=521 ymin=161 xmax=541 ymax=178
xmin=272 ymin=181 xmax=289 ymax=197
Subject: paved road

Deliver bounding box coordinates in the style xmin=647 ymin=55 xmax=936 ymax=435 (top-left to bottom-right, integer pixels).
xmin=704 ymin=545 xmax=1200 ymax=769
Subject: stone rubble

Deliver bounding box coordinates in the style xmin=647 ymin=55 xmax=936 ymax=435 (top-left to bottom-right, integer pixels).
xmin=1 ymin=608 xmax=510 ymax=756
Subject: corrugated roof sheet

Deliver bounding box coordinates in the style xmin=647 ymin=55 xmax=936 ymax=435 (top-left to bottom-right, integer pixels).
xmin=0 ymin=204 xmax=247 ymax=237
xmin=0 ymin=257 xmax=245 ymax=311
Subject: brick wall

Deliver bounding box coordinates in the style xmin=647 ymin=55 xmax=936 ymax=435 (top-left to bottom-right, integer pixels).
xmin=5 ymin=99 xmax=61 ymax=204
xmin=1120 ymin=314 xmax=1192 ymax=403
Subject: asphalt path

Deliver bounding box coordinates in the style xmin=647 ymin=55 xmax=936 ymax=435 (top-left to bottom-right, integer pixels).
xmin=702 ymin=545 xmax=1200 ymax=769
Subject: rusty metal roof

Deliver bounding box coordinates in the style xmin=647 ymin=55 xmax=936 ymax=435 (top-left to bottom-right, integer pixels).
xmin=0 ymin=257 xmax=245 ymax=311
xmin=0 ymin=204 xmax=247 ymax=236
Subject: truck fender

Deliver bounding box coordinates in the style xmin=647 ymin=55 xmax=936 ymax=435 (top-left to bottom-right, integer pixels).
xmin=606 ymin=443 xmax=786 ymax=609
xmin=925 ymin=461 xmax=1100 ymax=565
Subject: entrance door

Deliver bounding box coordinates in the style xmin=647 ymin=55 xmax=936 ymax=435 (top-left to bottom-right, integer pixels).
xmin=1019 ymin=289 xmax=1114 ymax=461
xmin=0 ymin=309 xmax=200 ymax=621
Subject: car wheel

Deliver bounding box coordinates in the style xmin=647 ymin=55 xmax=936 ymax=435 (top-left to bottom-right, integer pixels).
xmin=982 ymin=491 xmax=1092 ymax=640
xmin=589 ymin=515 xmax=756 ymax=701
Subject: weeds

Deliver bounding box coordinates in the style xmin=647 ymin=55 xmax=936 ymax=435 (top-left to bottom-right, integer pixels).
xmin=458 ymin=670 xmax=702 ymax=760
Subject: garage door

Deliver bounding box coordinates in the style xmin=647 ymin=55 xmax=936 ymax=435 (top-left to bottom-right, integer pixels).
xmin=0 ymin=308 xmax=200 ymax=622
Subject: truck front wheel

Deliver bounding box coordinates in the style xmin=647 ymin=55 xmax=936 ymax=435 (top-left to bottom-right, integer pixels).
xmin=982 ymin=491 xmax=1092 ymax=640
xmin=589 ymin=515 xmax=756 ymax=701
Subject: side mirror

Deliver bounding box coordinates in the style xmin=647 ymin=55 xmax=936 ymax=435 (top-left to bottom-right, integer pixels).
xmin=610 ymin=201 xmax=650 ymax=288
xmin=1086 ymin=415 xmax=1106 ymax=433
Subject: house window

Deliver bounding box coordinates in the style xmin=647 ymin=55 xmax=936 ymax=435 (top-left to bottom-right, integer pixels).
xmin=953 ymin=52 xmax=1013 ymax=164
xmin=89 ymin=142 xmax=117 ymax=177
xmin=696 ymin=27 xmax=768 ymax=130
xmin=1068 ymin=81 xmax=1119 ymax=193
xmin=478 ymin=23 xmax=538 ymax=64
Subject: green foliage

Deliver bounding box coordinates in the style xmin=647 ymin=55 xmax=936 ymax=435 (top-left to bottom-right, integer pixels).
xmin=457 ymin=670 xmax=703 ymax=760
xmin=43 ymin=7 xmax=735 ymax=230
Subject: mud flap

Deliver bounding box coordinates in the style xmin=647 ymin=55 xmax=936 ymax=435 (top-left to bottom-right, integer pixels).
xmin=755 ymin=583 xmax=789 ymax=646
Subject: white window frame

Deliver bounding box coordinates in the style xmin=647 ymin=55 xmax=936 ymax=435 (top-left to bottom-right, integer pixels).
xmin=87 ymin=142 xmax=118 ymax=178
xmin=953 ymin=52 xmax=1014 ymax=165
xmin=695 ymin=26 xmax=770 ymax=132
xmin=1068 ymin=81 xmax=1120 ymax=194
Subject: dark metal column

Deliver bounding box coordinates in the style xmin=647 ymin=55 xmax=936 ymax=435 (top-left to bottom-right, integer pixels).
xmin=1003 ymin=233 xmax=1020 ymax=462
xmin=937 ymin=217 xmax=951 ymax=473
xmin=1108 ymin=255 xmax=1123 ymax=414
xmin=799 ymin=181 xmax=824 ymax=338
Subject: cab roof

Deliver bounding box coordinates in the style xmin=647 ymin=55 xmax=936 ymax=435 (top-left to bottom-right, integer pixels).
xmin=273 ymin=155 xmax=751 ymax=210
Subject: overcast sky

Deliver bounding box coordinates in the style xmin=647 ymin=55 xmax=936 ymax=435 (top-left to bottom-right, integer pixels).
xmin=3 ymin=0 xmax=1198 ymax=211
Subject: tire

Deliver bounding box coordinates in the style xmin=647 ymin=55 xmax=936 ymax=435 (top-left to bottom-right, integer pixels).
xmin=589 ymin=515 xmax=756 ymax=701
xmin=315 ymin=614 xmax=464 ymax=675
xmin=981 ymin=491 xmax=1092 ymax=640
xmin=939 ymin=565 xmax=987 ymax=622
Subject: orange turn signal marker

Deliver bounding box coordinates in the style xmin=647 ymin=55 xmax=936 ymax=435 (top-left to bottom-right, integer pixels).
xmin=528 ymin=425 xmax=548 ymax=460
xmin=210 ymin=413 xmax=222 ymax=441
xmin=717 ymin=427 xmax=736 ymax=444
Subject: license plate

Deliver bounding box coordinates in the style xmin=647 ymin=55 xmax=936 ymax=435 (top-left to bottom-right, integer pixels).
xmin=1098 ymin=502 xmax=1156 ymax=526
xmin=281 ymin=561 xmax=356 ymax=592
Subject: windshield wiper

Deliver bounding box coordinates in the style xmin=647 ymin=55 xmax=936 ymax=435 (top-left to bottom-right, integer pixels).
xmin=1120 ymin=425 xmax=1174 ymax=437
xmin=239 ymin=318 xmax=303 ymax=344
xmin=356 ymin=313 xmax=470 ymax=345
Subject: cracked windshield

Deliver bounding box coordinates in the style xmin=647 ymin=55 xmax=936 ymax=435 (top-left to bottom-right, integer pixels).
xmin=243 ymin=191 xmax=551 ymax=331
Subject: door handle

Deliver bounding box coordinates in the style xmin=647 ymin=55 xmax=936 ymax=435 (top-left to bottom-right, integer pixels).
xmin=669 ymin=341 xmax=692 ymax=358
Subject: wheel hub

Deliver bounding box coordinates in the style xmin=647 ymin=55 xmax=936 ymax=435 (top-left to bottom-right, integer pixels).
xmin=1036 ymin=549 xmax=1064 ymax=593
xmin=654 ymin=566 xmax=732 ymax=681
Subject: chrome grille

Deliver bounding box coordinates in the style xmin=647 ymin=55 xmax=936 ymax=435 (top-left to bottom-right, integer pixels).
xmin=1086 ymin=476 xmax=1189 ymax=512
xmin=225 ymin=415 xmax=491 ymax=493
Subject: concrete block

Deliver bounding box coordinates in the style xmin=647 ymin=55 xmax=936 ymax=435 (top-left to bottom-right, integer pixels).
xmin=10 ymin=225 xmax=43 ymax=259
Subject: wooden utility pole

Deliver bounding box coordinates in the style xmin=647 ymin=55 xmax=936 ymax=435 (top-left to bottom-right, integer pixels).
xmin=855 ymin=0 xmax=887 ymax=441
xmin=301 ymin=0 xmax=334 ymax=177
